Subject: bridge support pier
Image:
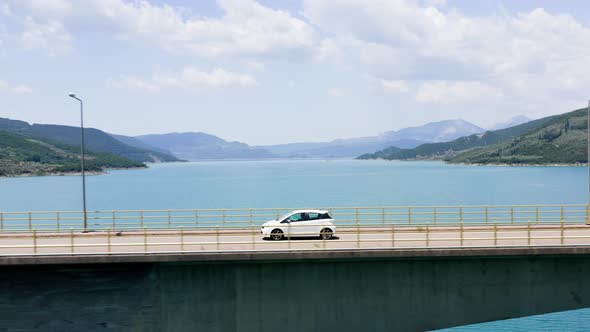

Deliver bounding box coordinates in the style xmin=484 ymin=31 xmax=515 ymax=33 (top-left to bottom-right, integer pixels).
xmin=0 ymin=248 xmax=589 ymax=331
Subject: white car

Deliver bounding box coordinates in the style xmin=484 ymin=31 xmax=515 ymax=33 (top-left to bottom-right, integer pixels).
xmin=261 ymin=210 xmax=336 ymax=240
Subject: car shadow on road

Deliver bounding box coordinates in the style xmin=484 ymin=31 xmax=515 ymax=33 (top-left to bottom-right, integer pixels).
xmin=262 ymin=236 xmax=340 ymax=241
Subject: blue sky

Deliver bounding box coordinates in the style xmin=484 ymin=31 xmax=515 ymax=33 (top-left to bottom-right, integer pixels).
xmin=1 ymin=0 xmax=589 ymax=145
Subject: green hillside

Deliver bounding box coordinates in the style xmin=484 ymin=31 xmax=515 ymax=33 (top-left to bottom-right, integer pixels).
xmin=0 ymin=118 xmax=179 ymax=163
xmin=0 ymin=130 xmax=144 ymax=177
xmin=448 ymin=108 xmax=587 ymax=165
xmin=357 ymin=110 xmax=576 ymax=162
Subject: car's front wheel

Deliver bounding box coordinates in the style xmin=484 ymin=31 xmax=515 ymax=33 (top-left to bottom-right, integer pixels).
xmin=270 ymin=229 xmax=284 ymax=241
xmin=320 ymin=228 xmax=333 ymax=240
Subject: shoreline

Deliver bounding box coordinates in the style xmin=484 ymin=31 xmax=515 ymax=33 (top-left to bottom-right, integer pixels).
xmin=446 ymin=161 xmax=587 ymax=167
xmin=0 ymin=165 xmax=147 ymax=180
xmin=365 ymin=158 xmax=587 ymax=167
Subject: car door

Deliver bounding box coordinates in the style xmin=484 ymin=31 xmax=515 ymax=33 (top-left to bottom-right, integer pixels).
xmin=286 ymin=213 xmax=305 ymax=236
xmin=305 ymin=212 xmax=323 ymax=236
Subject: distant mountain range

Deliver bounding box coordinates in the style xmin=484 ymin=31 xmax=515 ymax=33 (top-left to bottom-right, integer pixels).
xmin=260 ymin=119 xmax=485 ymax=158
xmin=0 ymin=129 xmax=144 ymax=177
xmin=135 ymin=132 xmax=274 ymax=160
xmin=0 ymin=118 xmax=179 ymax=163
xmin=2 ymin=113 xmax=554 ymax=170
xmin=358 ymin=109 xmax=586 ymax=165
xmin=490 ymin=115 xmax=532 ymax=131
xmin=448 ymin=109 xmax=586 ymax=165
xmin=0 ymin=117 xmax=490 ymax=163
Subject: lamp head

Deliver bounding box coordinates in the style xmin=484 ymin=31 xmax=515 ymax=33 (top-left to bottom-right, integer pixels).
xmin=68 ymin=93 xmax=77 ymax=98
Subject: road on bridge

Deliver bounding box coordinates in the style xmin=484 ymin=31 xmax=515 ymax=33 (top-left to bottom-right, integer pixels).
xmin=1 ymin=224 xmax=589 ymax=256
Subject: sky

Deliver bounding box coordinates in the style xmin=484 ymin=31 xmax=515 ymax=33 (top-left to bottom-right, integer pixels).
xmin=0 ymin=0 xmax=589 ymax=145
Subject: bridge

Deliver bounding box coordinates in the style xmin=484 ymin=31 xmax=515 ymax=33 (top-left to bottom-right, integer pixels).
xmin=1 ymin=204 xmax=590 ymax=331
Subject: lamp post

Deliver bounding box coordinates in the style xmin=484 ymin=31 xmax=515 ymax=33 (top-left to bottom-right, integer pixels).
xmin=588 ymin=100 xmax=590 ymax=224
xmin=68 ymin=93 xmax=87 ymax=232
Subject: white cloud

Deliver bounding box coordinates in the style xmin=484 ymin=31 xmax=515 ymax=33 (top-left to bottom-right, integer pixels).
xmin=11 ymin=84 xmax=33 ymax=94
xmin=20 ymin=17 xmax=71 ymax=55
xmin=8 ymin=0 xmax=319 ymax=59
xmin=380 ymin=79 xmax=409 ymax=93
xmin=0 ymin=80 xmax=33 ymax=94
xmin=303 ymin=0 xmax=590 ymax=107
xmin=328 ymin=88 xmax=344 ymax=97
xmin=109 ymin=67 xmax=257 ymax=92
xmin=415 ymin=81 xmax=500 ymax=104
xmin=108 ymin=76 xmax=160 ymax=92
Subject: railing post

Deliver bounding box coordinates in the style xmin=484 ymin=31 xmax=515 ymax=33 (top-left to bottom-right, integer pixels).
xmin=391 ymin=224 xmax=395 ymax=248
xmin=167 ymin=210 xmax=171 ymax=228
xmin=511 ymin=207 xmax=514 ymax=224
xmin=408 ymin=208 xmax=412 ymax=225
xmin=356 ymin=212 xmax=361 ymax=248
xmin=250 ymin=209 xmax=255 ymax=251
xmin=460 ymin=223 xmax=464 ymax=247
xmin=252 ymin=224 xmax=256 ymax=251
xmin=143 ymin=227 xmax=148 ymax=252
xmin=0 ymin=211 xmax=3 ymax=232
xmin=56 ymin=211 xmax=60 ymax=231
xmin=140 ymin=211 xmax=144 ymax=228
xmin=355 ymin=208 xmax=359 ymax=225
xmin=222 ymin=209 xmax=226 ymax=226
xmin=180 ymin=226 xmax=184 ymax=252
xmin=107 ymin=228 xmax=111 ymax=253
xmin=485 ymin=207 xmax=488 ymax=224
xmin=28 ymin=212 xmax=32 ymax=231
xmin=426 ymin=225 xmax=430 ymax=247
xmin=459 ymin=207 xmax=463 ymax=224
xmin=561 ymin=219 xmax=565 ymax=245
xmin=587 ymin=205 xmax=590 ymax=225
xmin=216 ymin=225 xmax=220 ymax=251
xmin=536 ymin=207 xmax=539 ymax=225
xmin=527 ymin=222 xmax=532 ymax=246
xmin=33 ymin=229 xmax=37 ymax=254
xmin=194 ymin=209 xmax=199 ymax=226
xmin=433 ymin=207 xmax=437 ymax=225
xmin=70 ymin=228 xmax=74 ymax=254
xmin=561 ymin=205 xmax=565 ymax=224
xmin=112 ymin=210 xmax=116 ymax=229
xmin=287 ymin=223 xmax=291 ymax=250
xmin=382 ymin=208 xmax=385 ymax=225
xmin=494 ymin=224 xmax=498 ymax=246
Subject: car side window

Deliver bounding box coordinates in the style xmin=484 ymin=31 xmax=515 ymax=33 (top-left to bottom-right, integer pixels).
xmin=320 ymin=213 xmax=332 ymax=219
xmin=307 ymin=213 xmax=320 ymax=220
xmin=288 ymin=213 xmax=304 ymax=222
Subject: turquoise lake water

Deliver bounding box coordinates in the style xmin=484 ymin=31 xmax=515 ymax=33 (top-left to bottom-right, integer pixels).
xmin=0 ymin=159 xmax=586 ymax=212
xmin=0 ymin=159 xmax=588 ymax=330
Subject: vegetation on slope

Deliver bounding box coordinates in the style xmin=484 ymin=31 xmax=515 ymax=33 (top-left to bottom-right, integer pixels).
xmin=358 ymin=109 xmax=585 ymax=164
xmin=0 ymin=130 xmax=144 ymax=177
xmin=0 ymin=118 xmax=179 ymax=163
xmin=447 ymin=108 xmax=587 ymax=165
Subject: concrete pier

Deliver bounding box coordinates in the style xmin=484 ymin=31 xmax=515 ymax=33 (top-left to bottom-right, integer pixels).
xmin=1 ymin=246 xmax=589 ymax=331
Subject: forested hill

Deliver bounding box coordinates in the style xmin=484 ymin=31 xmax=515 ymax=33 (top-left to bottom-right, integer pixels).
xmin=0 ymin=130 xmax=144 ymax=177
xmin=447 ymin=108 xmax=587 ymax=165
xmin=0 ymin=118 xmax=179 ymax=163
xmin=358 ymin=109 xmax=581 ymax=163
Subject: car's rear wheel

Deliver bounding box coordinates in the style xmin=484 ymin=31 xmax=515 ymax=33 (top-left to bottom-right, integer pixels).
xmin=270 ymin=229 xmax=284 ymax=241
xmin=320 ymin=228 xmax=333 ymax=240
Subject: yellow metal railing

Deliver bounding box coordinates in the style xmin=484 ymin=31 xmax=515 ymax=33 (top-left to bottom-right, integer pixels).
xmin=1 ymin=223 xmax=590 ymax=256
xmin=0 ymin=204 xmax=588 ymax=232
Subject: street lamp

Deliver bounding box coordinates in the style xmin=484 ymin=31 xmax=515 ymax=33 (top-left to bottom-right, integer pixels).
xmin=68 ymin=93 xmax=88 ymax=232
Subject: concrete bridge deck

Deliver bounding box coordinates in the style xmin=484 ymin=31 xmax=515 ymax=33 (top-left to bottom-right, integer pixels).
xmin=1 ymin=223 xmax=589 ymax=259
xmin=2 ymin=223 xmax=590 ymax=331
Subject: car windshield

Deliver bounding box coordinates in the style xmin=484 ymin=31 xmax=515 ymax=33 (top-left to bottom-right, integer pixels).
xmin=276 ymin=212 xmax=293 ymax=222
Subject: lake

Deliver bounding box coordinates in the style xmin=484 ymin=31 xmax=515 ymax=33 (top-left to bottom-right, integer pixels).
xmin=0 ymin=159 xmax=588 ymax=330
xmin=0 ymin=159 xmax=586 ymax=212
